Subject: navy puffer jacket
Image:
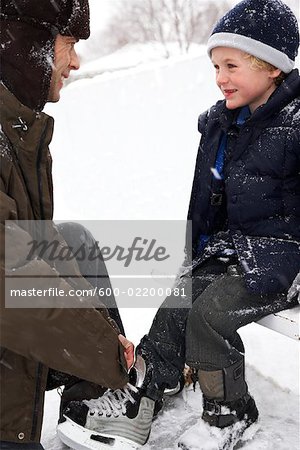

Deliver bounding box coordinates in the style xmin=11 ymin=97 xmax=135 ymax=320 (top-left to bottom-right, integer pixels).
xmin=188 ymin=69 xmax=300 ymax=294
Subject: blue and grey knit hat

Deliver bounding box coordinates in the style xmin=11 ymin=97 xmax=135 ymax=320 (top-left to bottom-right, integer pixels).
xmin=207 ymin=0 xmax=299 ymax=73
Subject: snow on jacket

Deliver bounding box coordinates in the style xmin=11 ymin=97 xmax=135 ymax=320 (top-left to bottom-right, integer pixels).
xmin=0 ymin=83 xmax=128 ymax=444
xmin=188 ymin=69 xmax=300 ymax=294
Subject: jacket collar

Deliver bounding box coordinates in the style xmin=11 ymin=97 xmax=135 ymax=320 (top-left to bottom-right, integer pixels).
xmin=251 ymin=68 xmax=300 ymax=122
xmin=0 ymin=82 xmax=54 ymax=160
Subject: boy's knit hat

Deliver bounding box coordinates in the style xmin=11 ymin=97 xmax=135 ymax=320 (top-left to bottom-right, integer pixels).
xmin=207 ymin=0 xmax=299 ymax=73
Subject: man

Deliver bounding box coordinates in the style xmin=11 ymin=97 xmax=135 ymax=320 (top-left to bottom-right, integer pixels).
xmin=58 ymin=1 xmax=300 ymax=449
xmin=0 ymin=1 xmax=133 ymax=449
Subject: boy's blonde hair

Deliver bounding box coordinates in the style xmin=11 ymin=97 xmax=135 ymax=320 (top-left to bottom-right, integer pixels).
xmin=244 ymin=54 xmax=286 ymax=86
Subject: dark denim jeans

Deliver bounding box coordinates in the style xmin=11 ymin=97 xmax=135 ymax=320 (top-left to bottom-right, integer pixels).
xmin=47 ymin=222 xmax=126 ymax=391
xmin=137 ymin=257 xmax=297 ymax=400
xmin=57 ymin=221 xmax=125 ymax=334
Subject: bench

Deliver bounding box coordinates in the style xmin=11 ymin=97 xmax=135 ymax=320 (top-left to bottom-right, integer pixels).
xmin=257 ymin=305 xmax=300 ymax=340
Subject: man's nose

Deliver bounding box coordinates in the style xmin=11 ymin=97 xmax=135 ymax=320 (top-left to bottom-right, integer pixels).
xmin=70 ymin=49 xmax=80 ymax=71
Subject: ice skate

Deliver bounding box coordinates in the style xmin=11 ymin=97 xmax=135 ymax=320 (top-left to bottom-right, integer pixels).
xmin=57 ymin=356 xmax=157 ymax=450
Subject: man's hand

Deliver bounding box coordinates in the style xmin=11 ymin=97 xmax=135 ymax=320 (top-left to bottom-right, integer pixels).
xmin=118 ymin=334 xmax=135 ymax=370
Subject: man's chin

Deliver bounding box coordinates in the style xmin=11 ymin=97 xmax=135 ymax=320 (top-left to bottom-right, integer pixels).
xmin=47 ymin=94 xmax=61 ymax=104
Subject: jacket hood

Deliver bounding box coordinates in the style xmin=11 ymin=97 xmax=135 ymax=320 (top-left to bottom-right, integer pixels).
xmin=254 ymin=68 xmax=300 ymax=120
xmin=0 ymin=0 xmax=90 ymax=111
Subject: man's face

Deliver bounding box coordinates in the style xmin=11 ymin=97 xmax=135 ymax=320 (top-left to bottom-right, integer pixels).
xmin=48 ymin=34 xmax=80 ymax=102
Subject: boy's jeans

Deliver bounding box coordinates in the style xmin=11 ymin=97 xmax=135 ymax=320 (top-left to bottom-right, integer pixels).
xmin=137 ymin=257 xmax=297 ymax=401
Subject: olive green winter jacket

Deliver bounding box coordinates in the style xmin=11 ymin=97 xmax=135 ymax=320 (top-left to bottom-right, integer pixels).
xmin=0 ymin=83 xmax=128 ymax=444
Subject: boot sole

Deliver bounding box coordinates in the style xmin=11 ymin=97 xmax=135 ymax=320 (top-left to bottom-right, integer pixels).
xmin=57 ymin=417 xmax=142 ymax=450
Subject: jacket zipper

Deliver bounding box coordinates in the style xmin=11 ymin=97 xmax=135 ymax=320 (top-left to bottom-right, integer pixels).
xmin=36 ymin=124 xmax=48 ymax=220
xmin=30 ymin=122 xmax=48 ymax=441
xmin=30 ymin=363 xmax=44 ymax=440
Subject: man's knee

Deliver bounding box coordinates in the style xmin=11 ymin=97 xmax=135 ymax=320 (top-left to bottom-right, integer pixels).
xmin=57 ymin=221 xmax=95 ymax=250
xmin=57 ymin=221 xmax=107 ymax=277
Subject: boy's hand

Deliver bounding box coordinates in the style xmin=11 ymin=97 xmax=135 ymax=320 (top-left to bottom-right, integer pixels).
xmin=118 ymin=334 xmax=135 ymax=370
xmin=288 ymin=272 xmax=300 ymax=303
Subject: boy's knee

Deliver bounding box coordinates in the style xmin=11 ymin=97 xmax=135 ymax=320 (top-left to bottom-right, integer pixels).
xmin=187 ymin=296 xmax=215 ymax=340
xmin=187 ymin=280 xmax=236 ymax=338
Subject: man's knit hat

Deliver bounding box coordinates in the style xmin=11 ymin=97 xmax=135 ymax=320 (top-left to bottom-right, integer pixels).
xmin=207 ymin=0 xmax=299 ymax=73
xmin=0 ymin=0 xmax=90 ymax=111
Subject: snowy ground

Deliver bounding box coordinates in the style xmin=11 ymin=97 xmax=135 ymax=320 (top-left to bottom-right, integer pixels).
xmin=42 ymin=359 xmax=299 ymax=450
xmin=43 ymin=48 xmax=299 ymax=449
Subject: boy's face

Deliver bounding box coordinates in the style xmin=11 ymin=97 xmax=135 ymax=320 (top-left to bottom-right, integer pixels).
xmin=48 ymin=34 xmax=80 ymax=103
xmin=211 ymin=47 xmax=281 ymax=113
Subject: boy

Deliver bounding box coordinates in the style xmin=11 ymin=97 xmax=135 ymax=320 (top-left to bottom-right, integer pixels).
xmin=58 ymin=1 xmax=300 ymax=449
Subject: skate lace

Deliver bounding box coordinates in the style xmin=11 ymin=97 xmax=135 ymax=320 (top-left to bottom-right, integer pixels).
xmin=83 ymin=383 xmax=139 ymax=418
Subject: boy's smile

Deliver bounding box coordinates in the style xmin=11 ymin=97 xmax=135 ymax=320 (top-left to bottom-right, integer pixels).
xmin=211 ymin=47 xmax=281 ymax=113
xmin=223 ymin=89 xmax=238 ymax=98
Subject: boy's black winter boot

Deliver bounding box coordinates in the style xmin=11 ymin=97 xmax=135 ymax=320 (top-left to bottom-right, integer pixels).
xmin=199 ymin=359 xmax=258 ymax=429
xmin=178 ymin=360 xmax=258 ymax=450
xmin=202 ymin=392 xmax=258 ymax=428
xmin=57 ymin=355 xmax=163 ymax=450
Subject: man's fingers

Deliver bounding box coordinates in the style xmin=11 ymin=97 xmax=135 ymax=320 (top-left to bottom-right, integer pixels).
xmin=118 ymin=334 xmax=132 ymax=348
xmin=118 ymin=334 xmax=135 ymax=369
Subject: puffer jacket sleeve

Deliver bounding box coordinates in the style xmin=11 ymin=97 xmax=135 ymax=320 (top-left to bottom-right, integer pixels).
xmin=0 ymin=190 xmax=128 ymax=390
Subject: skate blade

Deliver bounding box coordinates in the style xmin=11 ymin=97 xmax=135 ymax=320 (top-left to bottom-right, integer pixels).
xmin=57 ymin=417 xmax=141 ymax=450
